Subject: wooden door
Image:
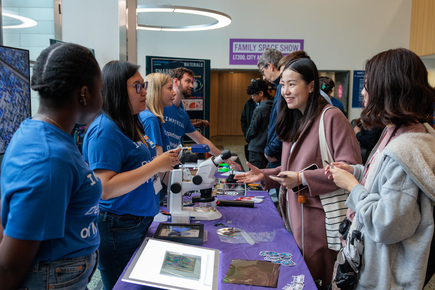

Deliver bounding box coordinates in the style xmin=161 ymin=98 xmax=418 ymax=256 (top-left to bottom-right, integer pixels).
xmin=210 ymin=71 xmax=262 ymax=136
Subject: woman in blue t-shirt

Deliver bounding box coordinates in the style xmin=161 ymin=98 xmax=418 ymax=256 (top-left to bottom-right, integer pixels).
xmin=139 ymin=73 xmax=176 ymax=156
xmin=139 ymin=73 xmax=177 ymax=201
xmin=0 ymin=43 xmax=103 ymax=289
xmin=82 ymin=61 xmax=180 ymax=290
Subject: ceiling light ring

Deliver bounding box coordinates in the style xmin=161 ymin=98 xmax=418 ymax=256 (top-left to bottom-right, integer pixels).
xmin=2 ymin=12 xmax=38 ymax=29
xmin=136 ymin=5 xmax=231 ymax=32
xmin=138 ymin=21 xmax=218 ymax=30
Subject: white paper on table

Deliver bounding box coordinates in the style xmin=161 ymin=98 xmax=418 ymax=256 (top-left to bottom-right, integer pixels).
xmin=153 ymin=213 xmax=168 ymax=222
xmin=122 ymin=238 xmax=219 ymax=290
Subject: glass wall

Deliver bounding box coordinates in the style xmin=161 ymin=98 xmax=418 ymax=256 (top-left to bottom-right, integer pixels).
xmin=2 ymin=0 xmax=54 ymax=61
xmin=2 ymin=0 xmax=55 ymax=115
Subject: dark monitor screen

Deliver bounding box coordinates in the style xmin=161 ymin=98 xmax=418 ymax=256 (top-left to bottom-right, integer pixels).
xmin=0 ymin=45 xmax=31 ymax=154
xmin=50 ymin=39 xmax=95 ymax=56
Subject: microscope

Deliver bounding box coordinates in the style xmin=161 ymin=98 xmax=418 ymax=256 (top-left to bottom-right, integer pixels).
xmin=168 ymin=146 xmax=232 ymax=221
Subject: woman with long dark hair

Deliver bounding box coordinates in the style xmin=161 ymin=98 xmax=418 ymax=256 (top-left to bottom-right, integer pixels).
xmin=327 ymin=48 xmax=435 ymax=289
xmin=236 ymin=58 xmax=361 ymax=288
xmin=82 ymin=61 xmax=180 ymax=290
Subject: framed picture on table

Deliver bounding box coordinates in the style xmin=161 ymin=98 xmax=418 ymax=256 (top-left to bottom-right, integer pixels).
xmin=154 ymin=223 xmax=204 ymax=245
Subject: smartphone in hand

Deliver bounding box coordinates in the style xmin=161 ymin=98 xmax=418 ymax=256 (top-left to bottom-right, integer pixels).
xmin=270 ymin=174 xmax=288 ymax=179
xmin=291 ymin=164 xmax=318 ymax=192
xmin=324 ymin=160 xmax=334 ymax=168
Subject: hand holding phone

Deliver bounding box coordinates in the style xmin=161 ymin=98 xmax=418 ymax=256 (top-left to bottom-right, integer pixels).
xmin=291 ymin=164 xmax=318 ymax=192
xmin=270 ymin=174 xmax=288 ymax=179
xmin=324 ymin=160 xmax=334 ymax=169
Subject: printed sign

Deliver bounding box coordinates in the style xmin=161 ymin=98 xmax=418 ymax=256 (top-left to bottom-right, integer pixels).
xmin=147 ymin=56 xmax=211 ymax=139
xmin=230 ymin=38 xmax=304 ymax=65
xmin=352 ymin=70 xmax=365 ymax=108
xmin=150 ymin=58 xmax=205 ymax=100
xmin=182 ymin=99 xmax=203 ymax=111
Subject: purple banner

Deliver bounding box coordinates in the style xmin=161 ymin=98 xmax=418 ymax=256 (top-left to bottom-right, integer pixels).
xmin=230 ymin=38 xmax=304 ymax=65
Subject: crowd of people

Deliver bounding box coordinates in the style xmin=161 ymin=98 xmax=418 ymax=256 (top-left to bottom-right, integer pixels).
xmin=0 ymin=42 xmax=434 ymax=290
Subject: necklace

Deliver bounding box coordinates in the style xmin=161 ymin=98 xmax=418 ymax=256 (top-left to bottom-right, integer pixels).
xmin=35 ymin=114 xmax=66 ymax=132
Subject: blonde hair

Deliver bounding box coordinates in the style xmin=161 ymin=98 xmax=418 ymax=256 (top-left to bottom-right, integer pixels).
xmin=144 ymin=73 xmax=172 ymax=123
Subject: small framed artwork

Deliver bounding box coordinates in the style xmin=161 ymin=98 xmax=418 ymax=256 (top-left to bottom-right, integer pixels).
xmin=154 ymin=223 xmax=204 ymax=245
xmin=160 ymin=251 xmax=201 ymax=280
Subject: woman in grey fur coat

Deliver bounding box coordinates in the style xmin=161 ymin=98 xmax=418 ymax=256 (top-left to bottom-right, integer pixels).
xmin=327 ymin=48 xmax=435 ymax=290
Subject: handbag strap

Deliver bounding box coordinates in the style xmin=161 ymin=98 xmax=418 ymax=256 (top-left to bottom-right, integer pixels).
xmin=297 ymin=172 xmax=306 ymax=204
xmin=319 ymin=106 xmax=337 ymax=166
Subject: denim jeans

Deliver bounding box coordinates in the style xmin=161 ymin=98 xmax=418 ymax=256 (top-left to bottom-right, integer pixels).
xmin=17 ymin=251 xmax=98 ymax=290
xmin=98 ymin=211 xmax=153 ymax=290
xmin=268 ymin=160 xmax=281 ymax=169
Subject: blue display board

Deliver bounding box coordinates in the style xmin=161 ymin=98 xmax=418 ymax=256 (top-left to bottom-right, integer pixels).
xmin=146 ymin=56 xmax=210 ymax=139
xmin=0 ymin=45 xmax=31 ymax=154
xmin=352 ymin=70 xmax=365 ymax=108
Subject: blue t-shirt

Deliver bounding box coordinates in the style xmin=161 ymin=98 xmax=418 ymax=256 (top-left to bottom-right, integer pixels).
xmin=1 ymin=119 xmax=102 ymax=262
xmin=163 ymin=103 xmax=196 ymax=149
xmin=139 ymin=109 xmax=171 ymax=155
xmin=331 ymin=97 xmax=346 ymax=115
xmin=82 ymin=114 xmax=159 ymax=216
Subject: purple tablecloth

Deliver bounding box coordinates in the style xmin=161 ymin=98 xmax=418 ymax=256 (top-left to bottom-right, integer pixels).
xmin=113 ymin=186 xmax=317 ymax=290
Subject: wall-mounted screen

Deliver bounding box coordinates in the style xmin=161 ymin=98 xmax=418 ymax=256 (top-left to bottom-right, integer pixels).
xmin=0 ymin=45 xmax=31 ymax=154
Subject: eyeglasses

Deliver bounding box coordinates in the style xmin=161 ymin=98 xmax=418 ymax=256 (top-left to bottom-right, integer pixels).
xmin=128 ymin=82 xmax=148 ymax=93
xmin=258 ymin=64 xmax=268 ymax=75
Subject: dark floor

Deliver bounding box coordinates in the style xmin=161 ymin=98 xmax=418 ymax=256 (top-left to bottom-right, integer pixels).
xmin=88 ymin=136 xmax=435 ymax=290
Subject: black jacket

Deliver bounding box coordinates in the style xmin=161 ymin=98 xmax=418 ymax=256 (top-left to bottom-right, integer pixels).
xmin=240 ymin=98 xmax=256 ymax=138
xmin=246 ymin=100 xmax=273 ymax=153
xmin=356 ymin=126 xmax=384 ymax=151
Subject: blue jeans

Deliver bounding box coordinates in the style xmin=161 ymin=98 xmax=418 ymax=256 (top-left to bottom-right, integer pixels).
xmin=17 ymin=251 xmax=98 ymax=290
xmin=268 ymin=160 xmax=281 ymax=169
xmin=98 ymin=211 xmax=153 ymax=290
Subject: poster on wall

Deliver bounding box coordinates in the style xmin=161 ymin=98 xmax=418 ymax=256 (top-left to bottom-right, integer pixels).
xmin=229 ymin=39 xmax=304 ymax=65
xmin=352 ymin=70 xmax=365 ymax=108
xmin=149 ymin=58 xmax=205 ymax=99
xmin=146 ymin=56 xmax=211 ymax=139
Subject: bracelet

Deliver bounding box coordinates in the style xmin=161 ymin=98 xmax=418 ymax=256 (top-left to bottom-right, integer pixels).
xmin=297 ymin=172 xmax=301 ymax=190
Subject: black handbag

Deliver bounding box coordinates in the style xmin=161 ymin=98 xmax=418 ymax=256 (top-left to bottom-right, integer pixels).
xmin=328 ymin=220 xmax=364 ymax=290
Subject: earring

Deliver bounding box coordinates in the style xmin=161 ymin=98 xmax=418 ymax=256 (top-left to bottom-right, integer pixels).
xmin=80 ymin=95 xmax=87 ymax=105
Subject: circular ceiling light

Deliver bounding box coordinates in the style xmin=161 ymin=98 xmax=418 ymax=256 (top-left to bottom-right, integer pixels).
xmin=2 ymin=12 xmax=38 ymax=29
xmin=137 ymin=5 xmax=231 ymax=31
